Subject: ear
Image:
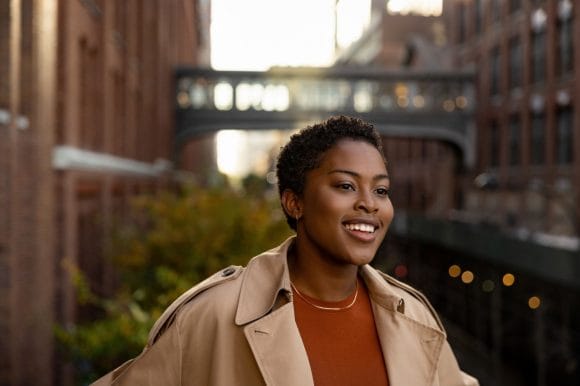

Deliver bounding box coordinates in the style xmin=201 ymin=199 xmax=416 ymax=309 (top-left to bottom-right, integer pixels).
xmin=281 ymin=189 xmax=303 ymax=221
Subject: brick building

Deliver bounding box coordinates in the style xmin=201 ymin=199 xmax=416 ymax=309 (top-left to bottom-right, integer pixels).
xmin=445 ymin=0 xmax=579 ymax=240
xmin=0 ymin=1 xmax=208 ymax=384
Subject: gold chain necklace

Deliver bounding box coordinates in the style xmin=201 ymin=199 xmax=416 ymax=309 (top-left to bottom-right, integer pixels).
xmin=290 ymin=281 xmax=359 ymax=311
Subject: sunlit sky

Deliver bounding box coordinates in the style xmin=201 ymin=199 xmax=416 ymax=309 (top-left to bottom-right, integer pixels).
xmin=211 ymin=0 xmax=336 ymax=70
xmin=210 ymin=0 xmax=442 ymax=70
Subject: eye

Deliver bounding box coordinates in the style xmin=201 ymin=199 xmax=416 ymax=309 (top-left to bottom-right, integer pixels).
xmin=375 ymin=187 xmax=390 ymax=197
xmin=337 ymin=182 xmax=355 ymax=191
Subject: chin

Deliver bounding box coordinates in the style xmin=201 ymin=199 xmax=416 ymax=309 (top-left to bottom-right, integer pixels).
xmin=345 ymin=250 xmax=378 ymax=266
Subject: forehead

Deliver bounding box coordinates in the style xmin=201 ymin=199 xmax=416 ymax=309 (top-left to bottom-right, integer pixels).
xmin=317 ymin=139 xmax=387 ymax=172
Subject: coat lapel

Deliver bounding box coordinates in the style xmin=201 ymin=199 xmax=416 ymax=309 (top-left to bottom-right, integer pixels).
xmin=243 ymin=303 xmax=314 ymax=386
xmin=235 ymin=238 xmax=314 ymax=386
xmin=362 ymin=266 xmax=445 ymax=386
xmin=373 ymin=302 xmax=444 ymax=386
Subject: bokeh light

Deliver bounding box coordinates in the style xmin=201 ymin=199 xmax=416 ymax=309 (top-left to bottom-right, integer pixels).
xmin=448 ymin=264 xmax=461 ymax=278
xmin=461 ymin=270 xmax=474 ymax=284
xmin=528 ymin=296 xmax=541 ymax=309
xmin=502 ymin=273 xmax=516 ymax=287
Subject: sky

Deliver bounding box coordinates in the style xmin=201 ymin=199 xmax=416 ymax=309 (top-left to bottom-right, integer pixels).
xmin=210 ymin=0 xmax=336 ymax=70
xmin=210 ymin=0 xmax=443 ymax=71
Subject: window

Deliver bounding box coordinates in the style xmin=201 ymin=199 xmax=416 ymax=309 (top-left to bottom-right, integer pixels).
xmin=530 ymin=112 xmax=545 ymax=164
xmin=491 ymin=0 xmax=500 ymax=23
xmin=531 ymin=10 xmax=547 ymax=83
xmin=532 ymin=30 xmax=546 ymax=83
xmin=490 ymin=47 xmax=501 ymax=96
xmin=509 ymin=115 xmax=521 ymax=165
xmin=490 ymin=121 xmax=500 ymax=167
xmin=509 ymin=37 xmax=522 ymax=89
xmin=458 ymin=3 xmax=467 ymax=43
xmin=556 ymin=106 xmax=573 ymax=164
xmin=475 ymin=0 xmax=483 ymax=35
xmin=557 ymin=1 xmax=574 ymax=76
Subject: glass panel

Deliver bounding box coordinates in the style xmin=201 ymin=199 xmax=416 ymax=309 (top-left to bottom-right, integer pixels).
xmin=490 ymin=47 xmax=501 ymax=96
xmin=509 ymin=37 xmax=522 ymax=89
xmin=509 ymin=115 xmax=520 ymax=165
xmin=557 ymin=13 xmax=574 ymax=76
xmin=475 ymin=0 xmax=483 ymax=35
xmin=458 ymin=3 xmax=467 ymax=43
xmin=491 ymin=0 xmax=501 ymax=23
xmin=556 ymin=107 xmax=573 ymax=164
xmin=532 ymin=30 xmax=546 ymax=83
xmin=531 ymin=113 xmax=545 ymax=164
xmin=490 ymin=121 xmax=500 ymax=167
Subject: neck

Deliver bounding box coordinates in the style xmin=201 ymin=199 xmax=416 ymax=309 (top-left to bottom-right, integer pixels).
xmin=288 ymin=240 xmax=359 ymax=302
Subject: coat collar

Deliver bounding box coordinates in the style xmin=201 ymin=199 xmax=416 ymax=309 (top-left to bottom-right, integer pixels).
xmin=234 ymin=237 xmax=294 ymax=326
xmin=235 ymin=236 xmax=417 ymax=325
xmin=234 ymin=237 xmax=446 ymax=386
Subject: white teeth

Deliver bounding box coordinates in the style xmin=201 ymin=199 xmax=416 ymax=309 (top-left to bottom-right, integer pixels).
xmin=345 ymin=223 xmax=375 ymax=233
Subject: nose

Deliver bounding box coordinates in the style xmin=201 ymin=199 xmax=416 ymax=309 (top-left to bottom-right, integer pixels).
xmin=355 ymin=190 xmax=378 ymax=213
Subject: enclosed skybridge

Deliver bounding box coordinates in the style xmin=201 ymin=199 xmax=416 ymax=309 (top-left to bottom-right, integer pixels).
xmin=175 ymin=67 xmax=476 ymax=167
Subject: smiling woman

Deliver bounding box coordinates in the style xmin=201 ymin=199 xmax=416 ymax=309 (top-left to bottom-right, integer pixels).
xmin=93 ymin=116 xmax=478 ymax=386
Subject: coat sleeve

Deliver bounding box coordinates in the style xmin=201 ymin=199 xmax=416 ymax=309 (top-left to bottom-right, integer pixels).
xmin=90 ymin=319 xmax=183 ymax=386
xmin=436 ymin=340 xmax=479 ymax=386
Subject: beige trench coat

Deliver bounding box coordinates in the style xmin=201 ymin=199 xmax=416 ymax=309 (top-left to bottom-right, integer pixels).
xmin=93 ymin=237 xmax=479 ymax=386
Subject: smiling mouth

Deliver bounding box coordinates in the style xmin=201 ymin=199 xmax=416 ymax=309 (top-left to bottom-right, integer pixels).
xmin=344 ymin=223 xmax=377 ymax=234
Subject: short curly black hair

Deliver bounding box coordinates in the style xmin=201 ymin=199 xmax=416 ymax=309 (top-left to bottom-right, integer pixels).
xmin=276 ymin=115 xmax=386 ymax=230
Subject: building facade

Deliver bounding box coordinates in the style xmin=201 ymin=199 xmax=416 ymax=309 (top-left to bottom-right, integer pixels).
xmin=0 ymin=1 xmax=208 ymax=385
xmin=446 ymin=0 xmax=579 ymax=240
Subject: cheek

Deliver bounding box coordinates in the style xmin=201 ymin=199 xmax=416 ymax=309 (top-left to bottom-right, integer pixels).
xmin=382 ymin=201 xmax=394 ymax=224
xmin=305 ymin=191 xmax=348 ymax=223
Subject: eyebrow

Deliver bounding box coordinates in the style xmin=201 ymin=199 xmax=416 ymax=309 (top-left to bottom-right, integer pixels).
xmin=328 ymin=169 xmax=390 ymax=181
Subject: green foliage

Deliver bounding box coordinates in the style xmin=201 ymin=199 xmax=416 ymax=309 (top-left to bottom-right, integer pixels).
xmin=56 ymin=185 xmax=291 ymax=384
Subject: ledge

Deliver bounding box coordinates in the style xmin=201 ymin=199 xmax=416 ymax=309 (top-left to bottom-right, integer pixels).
xmin=391 ymin=213 xmax=580 ymax=289
xmin=52 ymin=146 xmax=172 ymax=177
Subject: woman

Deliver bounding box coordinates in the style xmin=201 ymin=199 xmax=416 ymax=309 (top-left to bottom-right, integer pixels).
xmin=94 ymin=115 xmax=478 ymax=386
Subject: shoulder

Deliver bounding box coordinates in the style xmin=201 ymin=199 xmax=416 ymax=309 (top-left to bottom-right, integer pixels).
xmin=370 ymin=266 xmax=445 ymax=332
xmin=147 ymin=265 xmax=245 ymax=345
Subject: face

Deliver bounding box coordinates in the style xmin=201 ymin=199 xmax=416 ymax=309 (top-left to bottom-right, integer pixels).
xmin=291 ymin=139 xmax=394 ymax=267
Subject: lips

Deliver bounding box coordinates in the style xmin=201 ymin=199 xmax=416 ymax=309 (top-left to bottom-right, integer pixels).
xmin=342 ymin=218 xmax=381 ymax=241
